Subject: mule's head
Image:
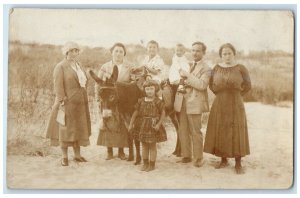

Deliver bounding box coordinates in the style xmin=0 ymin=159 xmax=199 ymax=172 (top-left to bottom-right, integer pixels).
xmin=90 ymin=65 xmax=119 ymax=119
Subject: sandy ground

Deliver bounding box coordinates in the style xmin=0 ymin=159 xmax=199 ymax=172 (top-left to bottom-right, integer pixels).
xmin=6 ymin=102 xmax=293 ymax=189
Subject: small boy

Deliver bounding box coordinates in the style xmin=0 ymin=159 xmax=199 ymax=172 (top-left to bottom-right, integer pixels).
xmin=141 ymin=40 xmax=165 ymax=83
xmin=168 ymin=43 xmax=190 ymax=94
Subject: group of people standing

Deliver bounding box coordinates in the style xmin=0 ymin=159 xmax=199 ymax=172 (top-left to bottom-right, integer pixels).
xmin=46 ymin=39 xmax=251 ymax=174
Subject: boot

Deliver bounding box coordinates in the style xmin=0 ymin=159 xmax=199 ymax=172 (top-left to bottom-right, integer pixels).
xmin=118 ymin=148 xmax=126 ymax=160
xmin=106 ymin=147 xmax=113 ymax=160
xmin=141 ymin=159 xmax=149 ymax=171
xmin=176 ymin=157 xmax=192 ymax=163
xmin=215 ymin=157 xmax=229 ymax=169
xmin=134 ymin=140 xmax=141 ymax=165
xmin=134 ymin=155 xmax=141 ymax=165
xmin=235 ymin=157 xmax=244 ymax=174
xmin=146 ymin=161 xmax=155 ymax=172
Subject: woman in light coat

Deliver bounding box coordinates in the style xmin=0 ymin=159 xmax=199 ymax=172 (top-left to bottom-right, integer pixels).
xmin=46 ymin=41 xmax=91 ymax=166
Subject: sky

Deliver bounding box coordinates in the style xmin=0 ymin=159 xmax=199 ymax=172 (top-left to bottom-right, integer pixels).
xmin=9 ymin=8 xmax=294 ymax=53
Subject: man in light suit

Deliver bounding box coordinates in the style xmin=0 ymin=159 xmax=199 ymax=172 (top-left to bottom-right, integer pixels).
xmin=174 ymin=41 xmax=211 ymax=167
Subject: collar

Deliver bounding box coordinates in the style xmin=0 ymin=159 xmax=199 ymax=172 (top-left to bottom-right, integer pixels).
xmin=193 ymin=59 xmax=203 ymax=65
xmin=144 ymin=97 xmax=155 ymax=102
xmin=218 ymin=61 xmax=238 ymax=68
xmin=111 ymin=60 xmax=129 ymax=69
xmin=148 ymin=54 xmax=160 ymax=61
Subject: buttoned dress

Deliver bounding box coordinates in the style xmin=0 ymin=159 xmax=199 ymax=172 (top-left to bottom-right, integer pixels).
xmin=204 ymin=64 xmax=251 ymax=157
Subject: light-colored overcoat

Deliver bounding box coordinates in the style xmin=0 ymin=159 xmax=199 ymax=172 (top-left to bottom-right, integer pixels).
xmin=46 ymin=59 xmax=91 ymax=146
xmin=174 ymin=59 xmax=212 ymax=114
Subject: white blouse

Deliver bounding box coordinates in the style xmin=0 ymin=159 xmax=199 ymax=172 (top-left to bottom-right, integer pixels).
xmin=71 ymin=62 xmax=87 ymax=88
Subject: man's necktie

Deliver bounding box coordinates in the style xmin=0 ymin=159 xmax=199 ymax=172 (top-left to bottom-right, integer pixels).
xmin=190 ymin=62 xmax=197 ymax=73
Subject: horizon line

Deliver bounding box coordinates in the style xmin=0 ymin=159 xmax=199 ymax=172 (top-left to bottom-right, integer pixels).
xmin=9 ymin=40 xmax=294 ymax=54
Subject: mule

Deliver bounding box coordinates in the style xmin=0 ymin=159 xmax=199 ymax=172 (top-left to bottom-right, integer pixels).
xmin=90 ymin=65 xmax=144 ymax=163
xmin=90 ymin=65 xmax=181 ymax=164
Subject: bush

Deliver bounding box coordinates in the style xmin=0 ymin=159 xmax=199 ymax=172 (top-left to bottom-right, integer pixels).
xmin=8 ymin=41 xmax=294 ymax=104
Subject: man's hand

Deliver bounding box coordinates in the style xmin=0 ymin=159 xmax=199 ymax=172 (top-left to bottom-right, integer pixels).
xmin=179 ymin=69 xmax=189 ymax=78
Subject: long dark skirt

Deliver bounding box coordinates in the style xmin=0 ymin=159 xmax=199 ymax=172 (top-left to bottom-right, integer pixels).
xmin=204 ymin=90 xmax=250 ymax=158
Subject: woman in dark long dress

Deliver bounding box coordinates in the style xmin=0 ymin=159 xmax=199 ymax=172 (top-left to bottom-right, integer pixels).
xmin=204 ymin=43 xmax=251 ymax=174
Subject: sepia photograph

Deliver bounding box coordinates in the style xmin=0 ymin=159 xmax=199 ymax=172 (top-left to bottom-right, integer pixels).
xmin=5 ymin=7 xmax=294 ymax=190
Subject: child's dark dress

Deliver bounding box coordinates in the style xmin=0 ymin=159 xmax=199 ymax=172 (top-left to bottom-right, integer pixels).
xmin=132 ymin=97 xmax=167 ymax=143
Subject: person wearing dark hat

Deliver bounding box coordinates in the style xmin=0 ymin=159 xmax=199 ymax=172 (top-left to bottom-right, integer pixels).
xmin=128 ymin=80 xmax=167 ymax=172
xmin=46 ymin=41 xmax=91 ymax=166
xmin=174 ymin=41 xmax=212 ymax=167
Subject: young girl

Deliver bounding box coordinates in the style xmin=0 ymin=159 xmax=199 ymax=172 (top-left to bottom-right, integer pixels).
xmin=128 ymin=80 xmax=167 ymax=172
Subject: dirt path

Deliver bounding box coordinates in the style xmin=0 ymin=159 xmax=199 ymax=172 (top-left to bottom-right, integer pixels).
xmin=6 ymin=102 xmax=293 ymax=189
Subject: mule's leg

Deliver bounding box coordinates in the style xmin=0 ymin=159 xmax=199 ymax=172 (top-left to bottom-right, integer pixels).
xmin=127 ymin=135 xmax=134 ymax=161
xmin=122 ymin=113 xmax=134 ymax=161
xmin=170 ymin=112 xmax=181 ymax=157
xmin=172 ymin=133 xmax=182 ymax=157
xmin=134 ymin=140 xmax=141 ymax=165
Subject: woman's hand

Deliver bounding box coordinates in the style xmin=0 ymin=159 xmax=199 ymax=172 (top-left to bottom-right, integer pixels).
xmin=153 ymin=123 xmax=160 ymax=131
xmin=227 ymin=80 xmax=235 ymax=88
xmin=131 ymin=65 xmax=144 ymax=72
xmin=60 ymin=97 xmax=68 ymax=105
xmin=128 ymin=123 xmax=134 ymax=133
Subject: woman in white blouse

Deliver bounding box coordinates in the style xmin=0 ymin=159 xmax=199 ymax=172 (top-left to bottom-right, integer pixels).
xmin=46 ymin=41 xmax=91 ymax=166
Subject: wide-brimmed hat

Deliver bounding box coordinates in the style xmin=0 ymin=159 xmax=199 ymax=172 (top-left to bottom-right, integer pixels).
xmin=62 ymin=41 xmax=81 ymax=55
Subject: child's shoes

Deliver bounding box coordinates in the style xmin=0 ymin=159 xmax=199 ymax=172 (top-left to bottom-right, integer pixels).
xmin=146 ymin=161 xmax=155 ymax=172
xmin=141 ymin=159 xmax=149 ymax=171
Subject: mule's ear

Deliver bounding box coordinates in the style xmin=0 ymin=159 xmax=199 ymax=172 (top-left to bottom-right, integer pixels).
xmin=110 ymin=65 xmax=119 ymax=82
xmin=89 ymin=70 xmax=103 ymax=84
